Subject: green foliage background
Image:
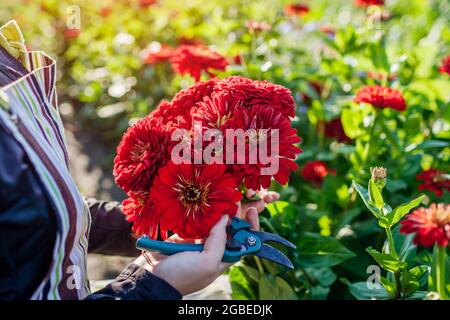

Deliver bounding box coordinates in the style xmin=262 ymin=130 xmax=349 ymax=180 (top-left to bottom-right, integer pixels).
xmin=1 ymin=0 xmax=449 ymax=299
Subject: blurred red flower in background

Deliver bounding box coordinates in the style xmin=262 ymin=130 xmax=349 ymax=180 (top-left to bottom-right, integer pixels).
xmin=353 ymin=85 xmax=406 ymax=111
xmin=224 ymin=105 xmax=301 ymax=190
xmin=301 ymin=160 xmax=335 ymax=187
xmin=64 ymin=27 xmax=80 ymax=39
xmin=284 ymin=3 xmax=310 ymax=16
xmin=139 ymin=0 xmax=157 ymax=8
xmin=113 ymin=116 xmax=171 ymax=193
xmin=170 ymin=45 xmax=228 ymax=82
xmin=323 ymin=118 xmax=352 ymax=143
xmin=354 ymin=0 xmax=384 ymax=6
xmin=143 ymin=44 xmax=173 ymax=64
xmin=150 ymin=162 xmax=242 ymax=239
xmin=416 ymin=168 xmax=450 ymax=197
xmin=100 ymin=6 xmax=112 ymax=17
xmin=400 ymin=204 xmax=450 ymax=247
xmin=439 ymin=55 xmax=450 ymax=75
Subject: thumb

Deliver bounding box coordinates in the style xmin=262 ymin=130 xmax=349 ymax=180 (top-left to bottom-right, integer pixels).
xmin=202 ymin=215 xmax=229 ymax=262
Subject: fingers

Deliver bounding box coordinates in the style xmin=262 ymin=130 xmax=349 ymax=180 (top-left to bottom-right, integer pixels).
xmin=242 ymin=199 xmax=266 ymax=213
xmin=246 ymin=189 xmax=256 ymax=198
xmin=166 ymin=234 xmax=198 ymax=244
xmin=261 ymin=191 xmax=280 ymax=203
xmin=246 ymin=207 xmax=259 ymax=230
xmin=201 ymin=215 xmax=229 ymax=263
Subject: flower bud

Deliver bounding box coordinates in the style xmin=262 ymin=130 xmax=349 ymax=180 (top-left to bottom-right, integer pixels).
xmin=370 ymin=166 xmax=387 ymax=190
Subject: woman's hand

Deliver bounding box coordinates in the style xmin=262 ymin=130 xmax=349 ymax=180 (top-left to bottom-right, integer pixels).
xmin=237 ymin=189 xmax=280 ymax=230
xmin=133 ymin=190 xmax=280 ymax=296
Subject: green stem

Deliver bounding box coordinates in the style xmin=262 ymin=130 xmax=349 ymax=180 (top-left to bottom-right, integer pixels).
xmin=254 ymin=256 xmax=265 ymax=274
xmin=299 ymin=266 xmax=314 ymax=285
xmin=385 ymin=227 xmax=401 ymax=299
xmin=385 ymin=227 xmax=398 ymax=259
xmin=394 ymin=271 xmax=402 ymax=300
xmin=365 ymin=113 xmax=378 ymax=166
xmin=377 ymin=116 xmax=402 ymax=153
xmin=437 ymin=245 xmax=448 ymax=300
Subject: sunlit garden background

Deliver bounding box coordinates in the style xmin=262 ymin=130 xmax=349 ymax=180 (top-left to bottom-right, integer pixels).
xmin=1 ymin=0 xmax=449 ymax=299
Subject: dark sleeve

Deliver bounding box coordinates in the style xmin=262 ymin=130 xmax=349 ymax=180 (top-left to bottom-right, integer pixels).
xmin=84 ymin=263 xmax=182 ymax=300
xmin=87 ymin=198 xmax=140 ymax=257
xmin=0 ymin=124 xmax=56 ymax=299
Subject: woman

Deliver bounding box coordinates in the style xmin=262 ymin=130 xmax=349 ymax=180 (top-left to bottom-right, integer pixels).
xmin=0 ymin=21 xmax=278 ymax=300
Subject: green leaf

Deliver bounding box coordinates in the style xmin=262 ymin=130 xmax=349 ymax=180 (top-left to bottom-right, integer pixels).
xmin=230 ymin=266 xmax=257 ymax=300
xmin=342 ymin=108 xmax=364 ymax=138
xmin=366 ymin=247 xmax=407 ymax=272
xmin=385 ymin=195 xmax=425 ymax=227
xmin=309 ymin=285 xmax=330 ymax=300
xmin=259 ymin=274 xmax=297 ymax=300
xmin=352 ymin=181 xmax=380 ymax=218
xmin=380 ymin=277 xmax=396 ymax=298
xmin=241 ymin=265 xmax=260 ymax=283
xmin=392 ymin=225 xmax=417 ymax=265
xmin=306 ymin=268 xmax=337 ymax=287
xmin=402 ymin=265 xmax=429 ymax=298
xmin=368 ymin=179 xmax=384 ymax=209
xmin=345 ymin=281 xmax=390 ymax=300
xmin=368 ymin=41 xmax=390 ymax=72
xmin=266 ymin=201 xmax=290 ymax=217
xmin=297 ymin=233 xmax=356 ymax=268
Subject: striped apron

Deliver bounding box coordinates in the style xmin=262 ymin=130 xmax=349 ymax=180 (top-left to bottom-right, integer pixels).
xmin=0 ymin=50 xmax=91 ymax=299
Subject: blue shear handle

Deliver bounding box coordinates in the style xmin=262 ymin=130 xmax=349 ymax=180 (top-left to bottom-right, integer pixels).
xmin=136 ymin=229 xmax=261 ymax=264
xmin=136 ymin=237 xmax=204 ymax=256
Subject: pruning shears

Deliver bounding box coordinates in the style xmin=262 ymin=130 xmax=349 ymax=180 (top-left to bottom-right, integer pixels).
xmin=136 ymin=217 xmax=296 ymax=269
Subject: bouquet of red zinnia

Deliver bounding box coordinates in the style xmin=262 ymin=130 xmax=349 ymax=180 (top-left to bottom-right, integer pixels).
xmin=113 ymin=76 xmax=302 ymax=240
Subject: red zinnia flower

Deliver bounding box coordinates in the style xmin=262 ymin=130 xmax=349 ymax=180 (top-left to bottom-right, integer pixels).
xmin=169 ymin=78 xmax=218 ymax=125
xmin=416 ymin=168 xmax=450 ymax=197
xmin=284 ymin=3 xmax=310 ymax=16
xmin=300 ymin=160 xmax=335 ymax=187
xmin=150 ymin=162 xmax=242 ymax=239
xmin=122 ymin=192 xmax=163 ymax=239
xmin=191 ymin=92 xmax=242 ymax=130
xmin=353 ymin=85 xmax=406 ymax=111
xmin=113 ymin=116 xmax=171 ymax=193
xmin=439 ymin=55 xmax=450 ymax=75
xmin=139 ymin=0 xmax=157 ymax=8
xmin=100 ymin=6 xmax=112 ymax=17
xmin=232 ymin=54 xmax=242 ymax=65
xmin=216 ymin=76 xmax=296 ymax=119
xmin=170 ymin=45 xmax=228 ymax=82
xmin=354 ymin=0 xmax=384 ymax=6
xmin=143 ymin=44 xmax=173 ymax=64
xmin=400 ymin=204 xmax=450 ymax=247
xmin=64 ymin=28 xmax=80 ymax=39
xmin=223 ymin=105 xmax=302 ymax=190
xmin=323 ymin=118 xmax=352 ymax=143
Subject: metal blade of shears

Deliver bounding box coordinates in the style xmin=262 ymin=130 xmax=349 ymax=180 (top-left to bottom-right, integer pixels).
xmin=255 ymin=244 xmax=294 ymax=269
xmin=250 ymin=230 xmax=297 ymax=249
